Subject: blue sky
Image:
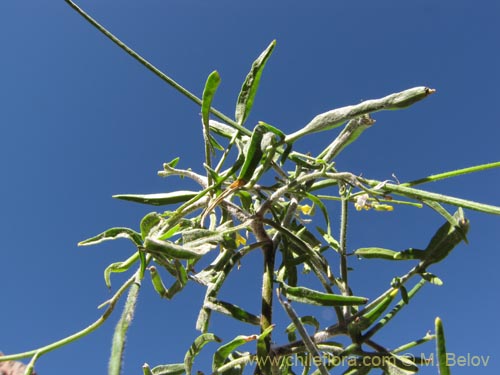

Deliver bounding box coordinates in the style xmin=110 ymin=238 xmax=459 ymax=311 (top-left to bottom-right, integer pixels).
xmin=1 ymin=1 xmax=499 ymax=374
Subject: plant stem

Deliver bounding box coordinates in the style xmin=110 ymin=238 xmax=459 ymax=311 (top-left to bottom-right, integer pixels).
xmin=277 ymin=294 xmax=330 ymax=375
xmin=109 ymin=274 xmax=141 ymax=375
xmin=401 ymin=161 xmax=500 ymax=187
xmin=364 ymin=179 xmax=500 ymax=215
xmin=64 ymin=0 xmax=250 ymax=137
xmin=339 ymin=187 xmax=350 ymax=317
xmin=251 ymin=218 xmax=275 ymax=371
xmin=0 ymin=273 xmax=137 ymax=363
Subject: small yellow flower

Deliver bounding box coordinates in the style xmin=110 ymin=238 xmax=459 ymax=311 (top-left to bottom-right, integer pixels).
xmin=354 ymin=194 xmax=370 ymax=211
xmin=235 ymin=232 xmax=247 ymax=247
xmin=298 ymin=204 xmax=313 ymax=215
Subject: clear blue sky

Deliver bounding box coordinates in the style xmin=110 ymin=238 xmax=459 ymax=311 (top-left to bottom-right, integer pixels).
xmin=1 ymin=1 xmax=499 ymax=374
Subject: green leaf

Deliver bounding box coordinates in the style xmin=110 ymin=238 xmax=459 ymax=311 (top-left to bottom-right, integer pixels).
xmin=202 ymin=71 xmax=221 ymax=128
xmin=280 ymin=282 xmax=367 ymax=306
xmin=104 ymin=253 xmax=140 ymax=288
xmin=182 ymin=228 xmax=222 ymax=245
xmin=113 ymin=191 xmax=198 ymax=206
xmin=78 ymin=227 xmax=142 ymax=247
xmin=235 ymin=40 xmax=276 ymax=126
xmin=256 ymin=325 xmax=275 ymax=375
xmin=144 ymin=237 xmax=209 ymax=260
xmin=212 ymin=334 xmax=258 ymax=371
xmin=286 ymin=86 xmax=435 ymax=143
xmin=422 ymin=208 xmax=469 ymax=266
xmin=317 ymin=227 xmax=340 ymax=253
xmin=141 ymin=212 xmax=162 ymax=240
xmin=237 ymin=123 xmax=267 ymax=183
xmin=165 ymin=157 xmax=180 ymax=168
xmin=184 ymin=333 xmax=221 ymax=375
xmin=205 ymin=298 xmax=260 ymax=325
xmin=435 ymin=317 xmax=451 ymax=375
xmin=365 ymin=179 xmax=500 ymax=215
xmin=354 ymin=247 xmax=400 ymax=260
xmin=151 ymin=363 xmax=186 ymax=375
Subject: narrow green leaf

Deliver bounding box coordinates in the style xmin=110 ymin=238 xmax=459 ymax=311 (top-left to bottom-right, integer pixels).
xmin=401 ymin=161 xmax=500 ymax=188
xmin=182 ymin=228 xmax=221 ymax=245
xmin=104 ymin=253 xmax=140 ymax=288
xmin=78 ymin=227 xmax=142 ymax=247
xmin=144 ymin=237 xmax=209 ymax=260
xmin=286 ymin=87 xmax=435 ymax=143
xmin=435 ymin=317 xmax=451 ymax=375
xmin=363 ymin=280 xmax=427 ymax=341
xmin=151 ymin=363 xmax=186 ymax=375
xmin=257 ymin=121 xmax=285 ymax=140
xmin=113 ymin=191 xmax=198 ymax=206
xmin=317 ymin=227 xmax=340 ymax=252
xmin=209 ymin=135 xmax=224 ymax=151
xmin=166 ymin=157 xmax=180 ymax=168
xmin=205 ymin=298 xmax=260 ymax=325
xmin=235 ymin=40 xmax=276 ymax=125
xmin=366 ymin=179 xmax=500 ymax=215
xmin=280 ymin=282 xmax=367 ymax=306
xmin=212 ymin=334 xmax=258 ymax=371
xmin=158 ymin=223 xmax=182 ymax=241
xmin=184 ymin=333 xmax=221 ymax=375
xmin=202 ymin=71 xmax=221 ymax=128
xmin=237 ymin=123 xmax=267 ymax=183
xmin=141 ymin=212 xmax=162 ymax=240
xmin=354 ymin=247 xmax=400 ymax=260
xmin=350 ymin=289 xmax=398 ymax=331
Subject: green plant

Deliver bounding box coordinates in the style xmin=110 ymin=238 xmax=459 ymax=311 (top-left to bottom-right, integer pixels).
xmin=2 ymin=2 xmax=499 ymax=375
